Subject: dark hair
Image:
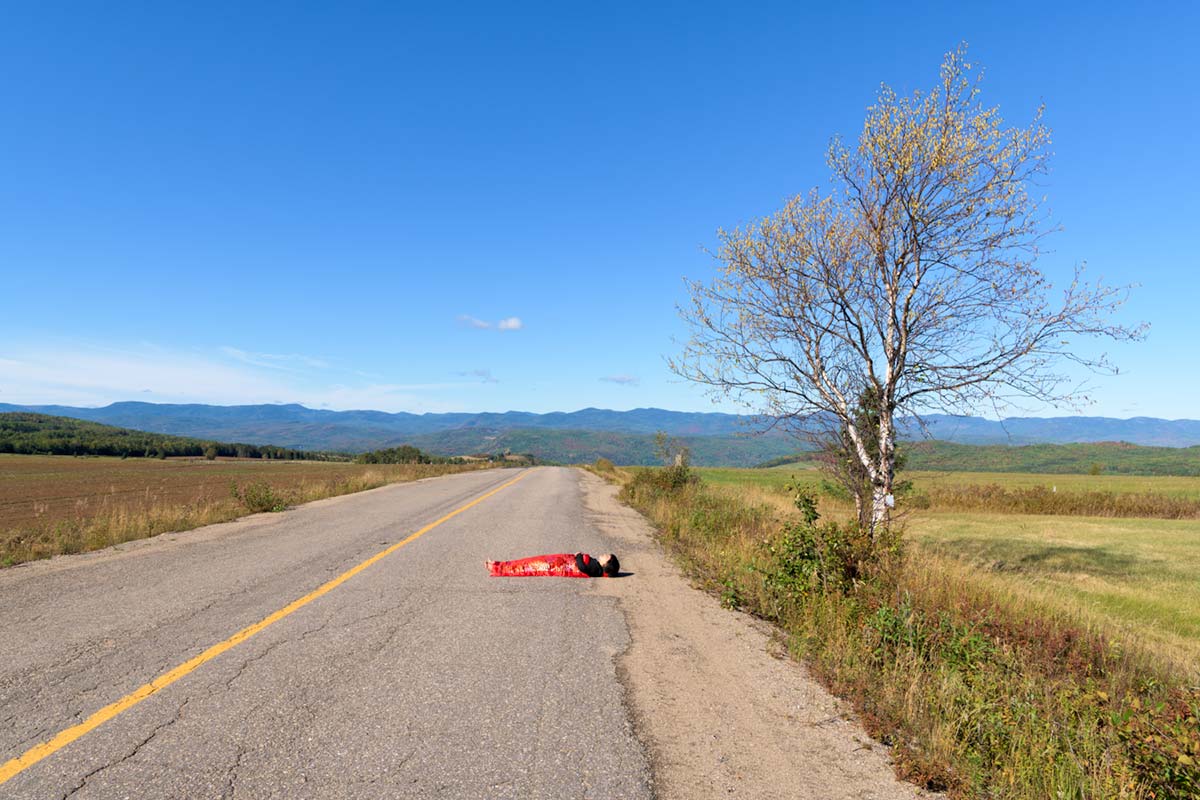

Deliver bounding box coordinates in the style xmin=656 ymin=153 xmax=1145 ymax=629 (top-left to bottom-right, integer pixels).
xmin=602 ymin=554 xmax=620 ymax=577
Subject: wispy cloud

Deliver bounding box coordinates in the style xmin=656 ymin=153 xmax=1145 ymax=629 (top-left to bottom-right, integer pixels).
xmin=220 ymin=346 xmax=330 ymax=371
xmin=0 ymin=341 xmax=484 ymax=413
xmin=456 ymin=369 xmax=499 ymax=383
xmin=457 ymin=315 xmax=493 ymax=329
xmin=600 ymin=374 xmax=640 ymax=386
xmin=457 ymin=314 xmax=524 ymax=331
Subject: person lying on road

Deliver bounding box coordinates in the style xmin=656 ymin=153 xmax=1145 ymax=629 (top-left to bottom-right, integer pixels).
xmin=485 ymin=552 xmax=620 ymax=578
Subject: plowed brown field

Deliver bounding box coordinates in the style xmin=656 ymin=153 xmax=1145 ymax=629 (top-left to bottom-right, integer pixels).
xmin=1 ymin=455 xmax=416 ymax=527
xmin=0 ymin=454 xmax=488 ymax=565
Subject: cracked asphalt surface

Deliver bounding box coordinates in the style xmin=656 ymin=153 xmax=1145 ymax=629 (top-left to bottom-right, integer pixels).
xmin=0 ymin=467 xmax=651 ymax=799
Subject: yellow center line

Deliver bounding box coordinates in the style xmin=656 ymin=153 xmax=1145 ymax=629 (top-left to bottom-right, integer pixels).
xmin=0 ymin=469 xmax=530 ymax=786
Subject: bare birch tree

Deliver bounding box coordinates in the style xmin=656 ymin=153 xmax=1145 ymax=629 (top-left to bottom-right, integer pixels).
xmin=672 ymin=46 xmax=1144 ymax=535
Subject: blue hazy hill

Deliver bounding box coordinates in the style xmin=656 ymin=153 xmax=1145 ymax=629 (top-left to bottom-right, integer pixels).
xmin=1 ymin=403 xmax=1198 ymax=463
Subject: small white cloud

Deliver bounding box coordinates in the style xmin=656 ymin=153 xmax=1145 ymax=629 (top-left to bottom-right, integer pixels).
xmin=601 ymin=374 xmax=640 ymax=387
xmin=497 ymin=317 xmax=523 ymax=331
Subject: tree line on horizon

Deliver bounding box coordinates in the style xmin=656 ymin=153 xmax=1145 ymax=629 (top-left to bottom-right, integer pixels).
xmin=355 ymin=444 xmax=451 ymax=464
xmin=0 ymin=412 xmax=506 ymax=467
xmin=0 ymin=412 xmax=347 ymax=461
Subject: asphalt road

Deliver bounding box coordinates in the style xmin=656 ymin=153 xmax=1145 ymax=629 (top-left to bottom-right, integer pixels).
xmin=0 ymin=467 xmax=651 ymax=799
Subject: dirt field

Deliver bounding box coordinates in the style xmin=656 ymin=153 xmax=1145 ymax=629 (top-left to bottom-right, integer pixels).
xmin=0 ymin=455 xmax=428 ymax=529
xmin=0 ymin=454 xmax=487 ymax=565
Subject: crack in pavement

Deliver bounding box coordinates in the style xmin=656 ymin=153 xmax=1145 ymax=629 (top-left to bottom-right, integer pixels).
xmin=1 ymin=577 xmax=305 ymax=747
xmin=221 ymin=743 xmax=249 ymax=800
xmin=58 ymin=695 xmax=193 ymax=800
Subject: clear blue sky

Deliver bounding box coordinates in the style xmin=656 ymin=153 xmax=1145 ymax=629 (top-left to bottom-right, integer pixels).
xmin=1 ymin=1 xmax=1196 ymax=418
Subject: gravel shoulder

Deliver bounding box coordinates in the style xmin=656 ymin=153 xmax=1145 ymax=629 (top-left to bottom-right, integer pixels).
xmin=580 ymin=470 xmax=940 ymax=800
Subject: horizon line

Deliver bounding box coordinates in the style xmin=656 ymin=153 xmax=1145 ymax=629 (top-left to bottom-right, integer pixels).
xmin=0 ymin=400 xmax=1196 ymax=424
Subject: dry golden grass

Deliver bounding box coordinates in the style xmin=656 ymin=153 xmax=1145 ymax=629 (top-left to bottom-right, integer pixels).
xmin=0 ymin=454 xmax=490 ymax=566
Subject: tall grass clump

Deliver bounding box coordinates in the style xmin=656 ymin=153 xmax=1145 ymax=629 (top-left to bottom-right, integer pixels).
xmin=229 ymin=480 xmax=288 ymax=513
xmin=619 ymin=467 xmax=1200 ymax=799
xmin=592 ymin=457 xmax=616 ymax=473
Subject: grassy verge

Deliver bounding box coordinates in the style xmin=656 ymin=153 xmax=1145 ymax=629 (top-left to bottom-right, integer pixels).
xmin=615 ymin=466 xmax=1200 ymax=799
xmin=1 ymin=459 xmax=490 ymax=566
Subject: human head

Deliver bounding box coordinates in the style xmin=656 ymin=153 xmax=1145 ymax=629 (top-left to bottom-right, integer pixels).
xmin=600 ymin=553 xmax=620 ymax=577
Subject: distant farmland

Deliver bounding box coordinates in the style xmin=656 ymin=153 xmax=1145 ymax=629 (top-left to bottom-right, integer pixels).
xmin=0 ymin=454 xmax=487 ymax=565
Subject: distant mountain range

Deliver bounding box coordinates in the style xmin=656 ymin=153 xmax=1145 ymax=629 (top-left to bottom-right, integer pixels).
xmin=1 ymin=402 xmax=1198 ymax=465
xmin=906 ymin=415 xmax=1200 ymax=448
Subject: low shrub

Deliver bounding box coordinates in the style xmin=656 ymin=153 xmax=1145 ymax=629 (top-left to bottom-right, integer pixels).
xmin=229 ymin=481 xmax=288 ymax=513
xmin=625 ymin=462 xmax=698 ymax=495
xmin=1112 ymin=687 xmax=1200 ymax=799
xmin=761 ymin=487 xmax=882 ymax=600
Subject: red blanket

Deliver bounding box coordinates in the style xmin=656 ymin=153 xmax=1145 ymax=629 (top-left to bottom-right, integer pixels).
xmin=486 ymin=553 xmax=596 ymax=578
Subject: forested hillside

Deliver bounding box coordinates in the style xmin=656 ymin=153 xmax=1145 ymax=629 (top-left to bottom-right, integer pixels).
xmin=5 ymin=410 xmax=1200 ymax=473
xmin=0 ymin=413 xmax=346 ymax=460
xmin=905 ymin=440 xmax=1200 ymax=476
xmin=405 ymin=427 xmax=799 ymax=467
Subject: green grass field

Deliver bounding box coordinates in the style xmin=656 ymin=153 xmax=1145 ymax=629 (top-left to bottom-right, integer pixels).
xmin=699 ymin=464 xmax=1200 ymax=498
xmin=699 ymin=465 xmax=1200 ymax=664
xmin=913 ymin=511 xmax=1200 ymax=663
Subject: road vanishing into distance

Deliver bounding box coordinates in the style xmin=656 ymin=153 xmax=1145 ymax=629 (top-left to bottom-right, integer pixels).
xmin=0 ymin=468 xmax=651 ymax=799
xmin=2 ymin=466 xmax=932 ymax=800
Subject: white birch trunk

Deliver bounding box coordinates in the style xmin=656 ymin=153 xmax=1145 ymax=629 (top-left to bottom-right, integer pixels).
xmin=869 ymin=410 xmax=896 ymax=533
